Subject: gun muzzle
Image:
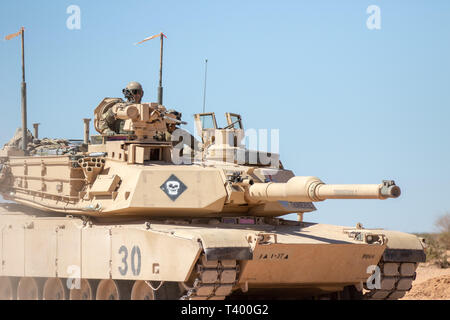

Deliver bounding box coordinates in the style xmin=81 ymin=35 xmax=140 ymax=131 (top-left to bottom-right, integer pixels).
xmin=163 ymin=115 xmax=187 ymax=125
xmin=248 ymin=177 xmax=401 ymax=202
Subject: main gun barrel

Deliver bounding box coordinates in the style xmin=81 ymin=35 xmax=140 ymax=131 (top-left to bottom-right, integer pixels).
xmin=247 ymin=176 xmax=400 ymax=202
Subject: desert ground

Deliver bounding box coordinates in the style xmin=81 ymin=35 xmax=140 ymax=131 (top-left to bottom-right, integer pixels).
xmin=402 ymin=261 xmax=450 ymax=300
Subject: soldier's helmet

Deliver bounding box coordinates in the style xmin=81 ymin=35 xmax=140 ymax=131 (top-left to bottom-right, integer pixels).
xmin=167 ymin=109 xmax=182 ymax=121
xmin=122 ymin=81 xmax=144 ymax=103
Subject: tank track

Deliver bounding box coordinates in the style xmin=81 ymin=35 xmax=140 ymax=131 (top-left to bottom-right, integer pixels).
xmin=363 ymin=260 xmax=418 ymax=300
xmin=180 ymin=255 xmax=239 ymax=300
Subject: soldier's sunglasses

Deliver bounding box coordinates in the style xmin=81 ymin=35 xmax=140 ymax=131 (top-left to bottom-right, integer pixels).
xmin=123 ymin=89 xmax=141 ymax=95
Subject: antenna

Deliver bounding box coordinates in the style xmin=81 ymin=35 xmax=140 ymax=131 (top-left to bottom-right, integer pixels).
xmin=202 ymin=58 xmax=208 ymax=113
xmin=135 ymin=32 xmax=167 ymax=105
xmin=158 ymin=33 xmax=164 ymax=105
xmin=5 ymin=27 xmax=27 ymax=152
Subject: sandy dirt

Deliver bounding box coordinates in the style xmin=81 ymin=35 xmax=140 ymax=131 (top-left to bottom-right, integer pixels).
xmin=402 ymin=263 xmax=450 ymax=300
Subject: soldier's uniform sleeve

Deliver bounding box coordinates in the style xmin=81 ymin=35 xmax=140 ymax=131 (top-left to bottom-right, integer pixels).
xmin=98 ymin=102 xmax=127 ymax=135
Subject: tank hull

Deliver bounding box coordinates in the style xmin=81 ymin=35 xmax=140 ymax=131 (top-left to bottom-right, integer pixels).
xmin=0 ymin=204 xmax=425 ymax=299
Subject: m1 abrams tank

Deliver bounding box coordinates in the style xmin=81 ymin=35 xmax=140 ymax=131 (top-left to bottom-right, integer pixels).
xmin=0 ymin=99 xmax=426 ymax=300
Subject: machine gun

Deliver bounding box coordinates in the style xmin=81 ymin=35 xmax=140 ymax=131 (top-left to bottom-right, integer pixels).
xmin=94 ymin=98 xmax=186 ymax=141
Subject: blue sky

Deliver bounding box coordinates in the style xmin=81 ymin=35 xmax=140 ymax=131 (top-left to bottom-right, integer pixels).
xmin=1 ymin=0 xmax=449 ymax=233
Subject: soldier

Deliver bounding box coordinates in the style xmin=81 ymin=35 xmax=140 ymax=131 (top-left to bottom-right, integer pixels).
xmin=165 ymin=110 xmax=202 ymax=159
xmin=122 ymin=81 xmax=144 ymax=104
xmin=153 ymin=109 xmax=182 ymax=141
xmin=97 ymin=82 xmax=187 ymax=140
xmin=166 ymin=110 xmax=182 ymax=134
xmin=98 ymin=82 xmax=144 ymax=135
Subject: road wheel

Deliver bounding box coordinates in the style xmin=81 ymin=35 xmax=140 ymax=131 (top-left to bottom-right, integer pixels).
xmin=69 ymin=279 xmax=94 ymax=300
xmin=96 ymin=279 xmax=120 ymax=300
xmin=0 ymin=277 xmax=15 ymax=300
xmin=131 ymin=281 xmax=155 ymax=300
xmin=96 ymin=279 xmax=133 ymax=300
xmin=43 ymin=278 xmax=67 ymax=300
xmin=17 ymin=277 xmax=41 ymax=300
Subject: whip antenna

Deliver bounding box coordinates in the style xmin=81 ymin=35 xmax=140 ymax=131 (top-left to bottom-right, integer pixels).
xmin=135 ymin=32 xmax=167 ymax=105
xmin=202 ymin=59 xmax=208 ymax=113
xmin=5 ymin=27 xmax=27 ymax=152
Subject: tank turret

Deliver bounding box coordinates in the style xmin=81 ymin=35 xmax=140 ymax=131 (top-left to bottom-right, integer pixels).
xmin=0 ymin=111 xmax=402 ymax=217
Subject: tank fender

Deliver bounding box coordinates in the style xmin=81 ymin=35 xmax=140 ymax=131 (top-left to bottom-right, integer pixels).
xmin=380 ymin=230 xmax=426 ymax=263
xmin=168 ymin=228 xmax=253 ymax=261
